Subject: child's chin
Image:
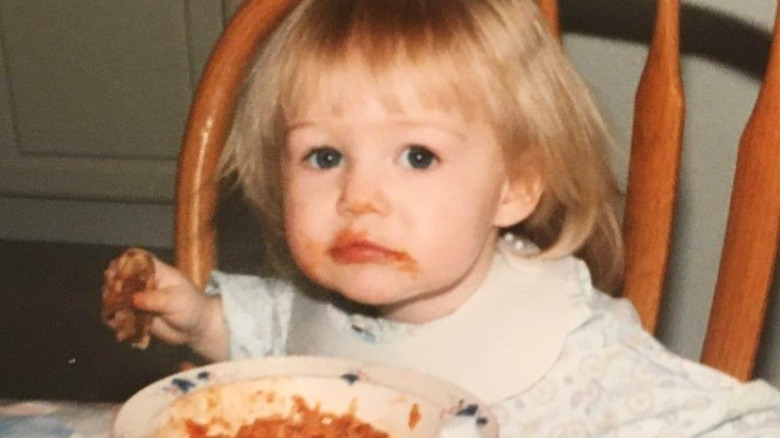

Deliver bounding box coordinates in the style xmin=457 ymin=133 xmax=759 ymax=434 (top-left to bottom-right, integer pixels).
xmin=315 ymin=266 xmax=425 ymax=305
xmin=334 ymin=283 xmax=423 ymax=310
xmin=336 ymin=287 xmax=401 ymax=307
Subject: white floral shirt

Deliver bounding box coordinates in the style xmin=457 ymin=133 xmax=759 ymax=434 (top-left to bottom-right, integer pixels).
xmin=207 ymin=241 xmax=780 ymax=437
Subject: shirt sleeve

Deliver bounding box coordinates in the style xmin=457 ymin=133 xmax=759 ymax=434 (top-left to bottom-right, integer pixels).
xmin=492 ymin=291 xmax=780 ymax=437
xmin=205 ymin=270 xmax=294 ymax=360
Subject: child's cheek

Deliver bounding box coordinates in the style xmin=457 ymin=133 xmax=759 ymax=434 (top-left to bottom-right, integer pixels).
xmin=290 ymin=236 xmax=328 ymax=281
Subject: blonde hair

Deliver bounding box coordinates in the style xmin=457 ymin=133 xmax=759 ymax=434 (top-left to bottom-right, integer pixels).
xmin=221 ymin=0 xmax=624 ymax=292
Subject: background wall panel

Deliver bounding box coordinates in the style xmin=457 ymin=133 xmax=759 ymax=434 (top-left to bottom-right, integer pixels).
xmin=0 ymin=0 xmax=226 ymax=201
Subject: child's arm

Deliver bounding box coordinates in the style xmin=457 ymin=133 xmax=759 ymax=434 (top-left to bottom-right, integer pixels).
xmin=132 ymin=258 xmax=229 ymax=362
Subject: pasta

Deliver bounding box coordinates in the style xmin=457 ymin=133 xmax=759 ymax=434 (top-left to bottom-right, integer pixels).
xmin=183 ymin=396 xmax=390 ymax=438
xmin=153 ymin=377 xmax=427 ymax=438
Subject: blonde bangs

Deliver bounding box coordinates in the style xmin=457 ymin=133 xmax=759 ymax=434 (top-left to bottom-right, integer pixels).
xmin=276 ymin=0 xmax=509 ymax=125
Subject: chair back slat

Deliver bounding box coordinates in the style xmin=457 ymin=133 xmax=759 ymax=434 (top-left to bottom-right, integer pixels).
xmin=700 ymin=2 xmax=780 ymax=381
xmin=536 ymin=0 xmax=561 ymax=39
xmin=175 ymin=0 xmax=297 ymax=289
xmin=621 ymin=0 xmax=685 ymax=333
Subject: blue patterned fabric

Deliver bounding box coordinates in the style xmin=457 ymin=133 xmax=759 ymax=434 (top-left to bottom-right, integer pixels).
xmin=0 ymin=400 xmax=117 ymax=438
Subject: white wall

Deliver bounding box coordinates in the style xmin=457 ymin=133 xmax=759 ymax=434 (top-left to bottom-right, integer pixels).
xmin=0 ymin=0 xmax=242 ymax=248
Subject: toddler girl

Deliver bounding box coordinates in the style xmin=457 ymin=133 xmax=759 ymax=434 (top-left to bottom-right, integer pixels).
xmin=134 ymin=0 xmax=780 ymax=435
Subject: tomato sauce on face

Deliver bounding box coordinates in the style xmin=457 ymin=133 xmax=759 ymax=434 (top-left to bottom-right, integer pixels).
xmin=329 ymin=230 xmax=420 ymax=275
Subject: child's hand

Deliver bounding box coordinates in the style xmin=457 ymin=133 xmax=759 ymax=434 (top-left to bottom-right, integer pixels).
xmin=132 ymin=258 xmax=229 ymax=361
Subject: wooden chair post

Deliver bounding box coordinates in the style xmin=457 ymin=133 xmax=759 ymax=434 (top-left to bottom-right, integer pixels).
xmin=700 ymin=0 xmax=780 ymax=381
xmin=621 ymin=0 xmax=685 ymax=334
xmin=175 ymin=0 xmax=298 ymax=290
xmin=537 ymin=0 xmax=561 ymax=40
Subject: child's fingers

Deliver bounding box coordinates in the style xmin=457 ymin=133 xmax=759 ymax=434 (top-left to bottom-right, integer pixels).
xmin=132 ymin=288 xmax=169 ymax=312
xmin=148 ymin=316 xmax=188 ymax=345
xmin=152 ymin=258 xmax=190 ymax=288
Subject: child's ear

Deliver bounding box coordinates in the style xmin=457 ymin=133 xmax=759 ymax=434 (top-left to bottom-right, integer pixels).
xmin=493 ymin=173 xmax=543 ymax=228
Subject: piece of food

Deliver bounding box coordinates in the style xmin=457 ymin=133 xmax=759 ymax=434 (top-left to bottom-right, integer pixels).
xmin=100 ymin=247 xmax=155 ymax=349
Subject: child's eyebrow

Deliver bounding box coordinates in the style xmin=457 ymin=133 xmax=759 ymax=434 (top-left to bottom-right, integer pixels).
xmin=285 ymin=117 xmax=470 ymax=140
xmin=391 ymin=119 xmax=469 ymax=140
xmin=285 ymin=120 xmax=316 ymax=130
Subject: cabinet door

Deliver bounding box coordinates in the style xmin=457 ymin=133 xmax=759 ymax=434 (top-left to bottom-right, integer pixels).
xmin=0 ymin=0 xmax=229 ymax=202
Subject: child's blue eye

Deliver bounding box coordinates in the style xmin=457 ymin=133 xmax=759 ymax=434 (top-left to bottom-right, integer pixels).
xmin=306 ymin=147 xmax=342 ymax=169
xmin=401 ymin=145 xmax=437 ymax=169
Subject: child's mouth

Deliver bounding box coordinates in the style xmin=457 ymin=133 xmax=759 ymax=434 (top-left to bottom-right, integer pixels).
xmin=330 ymin=238 xmax=406 ymax=264
xmin=329 ymin=230 xmax=416 ymax=269
xmin=330 ymin=242 xmax=398 ymax=263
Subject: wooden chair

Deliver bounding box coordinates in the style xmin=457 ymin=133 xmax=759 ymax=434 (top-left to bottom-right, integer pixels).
xmin=175 ymin=0 xmax=780 ymax=381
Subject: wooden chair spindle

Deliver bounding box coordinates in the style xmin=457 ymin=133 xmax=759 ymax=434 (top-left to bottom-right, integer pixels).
xmin=621 ymin=0 xmax=685 ymax=334
xmin=700 ymin=0 xmax=780 ymax=381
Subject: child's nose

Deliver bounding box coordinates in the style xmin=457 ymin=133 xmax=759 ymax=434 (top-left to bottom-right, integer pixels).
xmin=337 ymin=166 xmax=390 ymax=217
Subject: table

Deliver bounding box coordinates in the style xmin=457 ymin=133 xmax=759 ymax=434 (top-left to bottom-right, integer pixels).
xmin=0 ymin=399 xmax=118 ymax=437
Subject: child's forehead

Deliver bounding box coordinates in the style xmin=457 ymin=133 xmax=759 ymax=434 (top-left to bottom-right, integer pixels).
xmin=283 ymin=56 xmax=481 ymax=123
xmin=293 ymin=85 xmax=452 ymax=121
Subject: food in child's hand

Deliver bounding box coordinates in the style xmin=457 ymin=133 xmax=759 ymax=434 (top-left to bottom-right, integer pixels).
xmin=100 ymin=247 xmax=155 ymax=349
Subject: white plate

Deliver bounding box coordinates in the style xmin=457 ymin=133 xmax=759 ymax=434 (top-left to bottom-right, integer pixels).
xmin=113 ymin=356 xmax=498 ymax=438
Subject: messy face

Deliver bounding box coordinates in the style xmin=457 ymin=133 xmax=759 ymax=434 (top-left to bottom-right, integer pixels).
xmin=281 ymin=76 xmax=515 ymax=323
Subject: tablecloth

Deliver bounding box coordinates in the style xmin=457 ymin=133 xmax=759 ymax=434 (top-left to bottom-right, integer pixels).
xmin=0 ymin=400 xmax=118 ymax=437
